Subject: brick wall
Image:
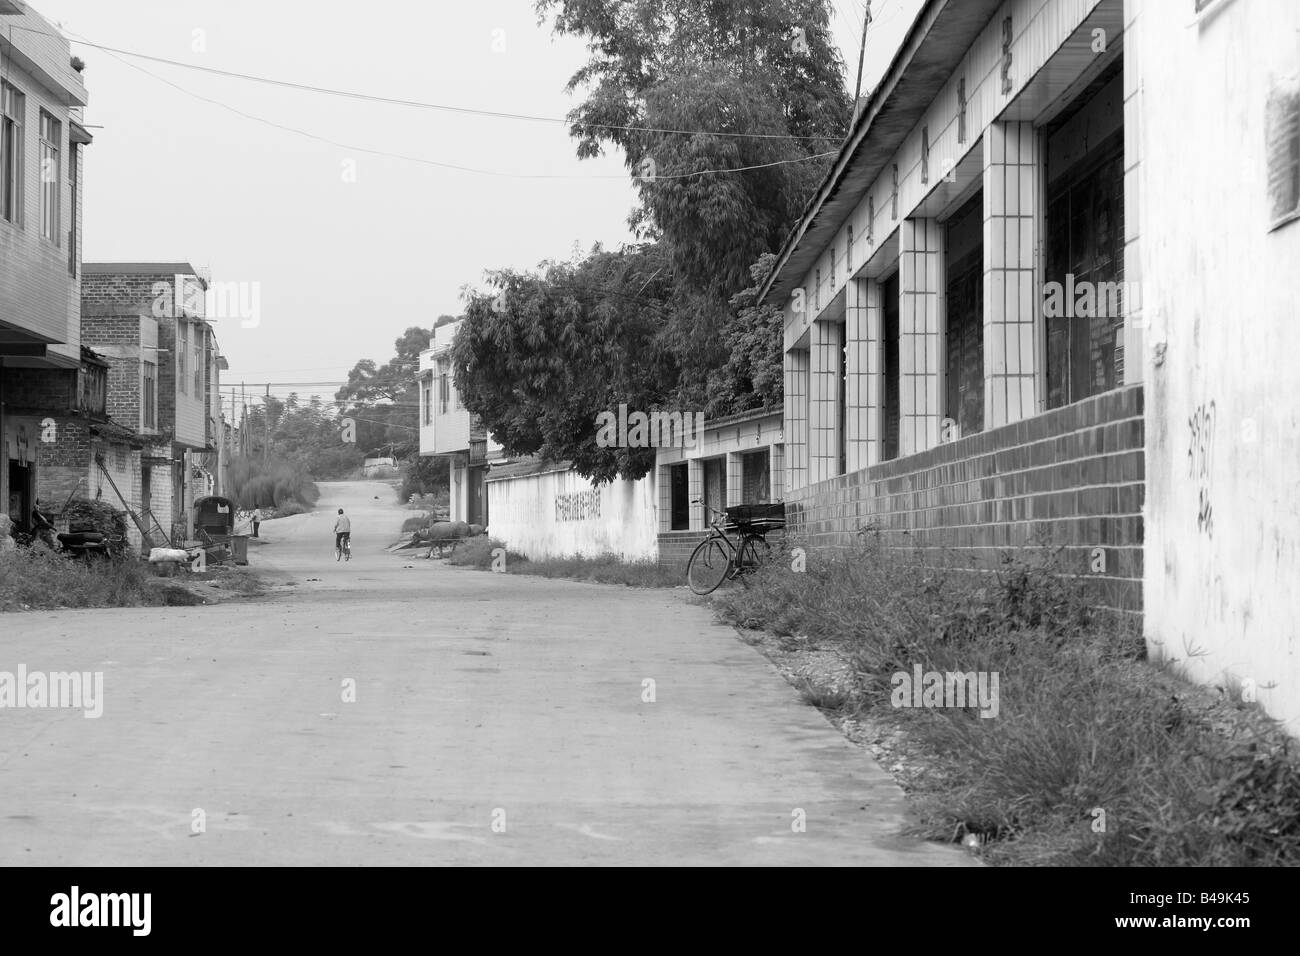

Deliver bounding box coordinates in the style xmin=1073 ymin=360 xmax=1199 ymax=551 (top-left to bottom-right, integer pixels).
xmin=92 ymin=440 xmax=143 ymax=551
xmin=657 ymin=530 xmax=711 ymax=575
xmin=28 ymin=419 xmax=145 ymax=551
xmin=0 ymin=366 xmax=76 ymax=418
xmin=785 ymin=385 xmax=1145 ymax=614
xmin=81 ymin=274 xmax=205 ymax=447
xmin=81 ymin=310 xmax=145 ymax=430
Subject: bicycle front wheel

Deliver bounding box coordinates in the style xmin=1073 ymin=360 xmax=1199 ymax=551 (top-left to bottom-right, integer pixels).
xmin=686 ymin=538 xmax=733 ymax=595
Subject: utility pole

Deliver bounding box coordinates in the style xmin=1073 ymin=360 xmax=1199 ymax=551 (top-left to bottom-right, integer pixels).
xmin=854 ymin=1 xmax=873 ymax=111
xmin=264 ymin=384 xmax=270 ymax=463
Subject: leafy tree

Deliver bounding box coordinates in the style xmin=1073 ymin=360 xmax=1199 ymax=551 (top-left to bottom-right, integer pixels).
xmin=537 ymin=0 xmax=847 ymax=408
xmin=705 ymin=253 xmax=786 ymax=417
xmin=452 ymin=244 xmax=678 ymax=483
xmin=335 ymin=326 xmax=430 ymax=455
xmin=456 ymin=2 xmax=848 ymax=474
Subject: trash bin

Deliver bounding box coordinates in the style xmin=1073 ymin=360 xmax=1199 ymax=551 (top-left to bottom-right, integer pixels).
xmin=230 ymin=534 xmax=249 ymax=566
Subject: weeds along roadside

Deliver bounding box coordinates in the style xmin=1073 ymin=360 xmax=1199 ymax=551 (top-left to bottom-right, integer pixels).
xmin=712 ymin=533 xmax=1300 ymax=867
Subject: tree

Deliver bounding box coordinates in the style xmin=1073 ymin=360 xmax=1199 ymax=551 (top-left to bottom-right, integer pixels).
xmin=538 ymin=0 xmax=849 ymax=406
xmin=452 ymin=244 xmax=678 ymax=483
xmin=706 ymin=253 xmax=786 ymax=417
xmin=539 ymin=0 xmax=847 ymax=290
xmin=335 ymin=326 xmax=431 ymax=455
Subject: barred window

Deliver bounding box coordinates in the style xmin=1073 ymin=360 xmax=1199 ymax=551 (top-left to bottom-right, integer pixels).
xmin=143 ymin=362 xmax=157 ymax=429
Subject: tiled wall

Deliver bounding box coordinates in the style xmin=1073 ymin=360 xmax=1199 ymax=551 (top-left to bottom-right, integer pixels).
xmin=786 ymin=385 xmax=1145 ymax=614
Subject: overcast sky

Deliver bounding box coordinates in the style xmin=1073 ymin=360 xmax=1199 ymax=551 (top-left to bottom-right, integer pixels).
xmin=30 ymin=0 xmax=920 ymax=403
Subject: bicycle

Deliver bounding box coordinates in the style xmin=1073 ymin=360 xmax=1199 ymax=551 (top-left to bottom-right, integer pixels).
xmin=335 ymin=533 xmax=351 ymax=562
xmin=685 ymin=499 xmax=782 ymax=596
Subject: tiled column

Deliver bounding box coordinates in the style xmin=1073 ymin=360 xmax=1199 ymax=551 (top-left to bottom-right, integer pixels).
xmin=688 ymin=458 xmax=704 ymax=530
xmin=657 ymin=463 xmax=672 ymax=532
xmin=899 ymin=217 xmax=944 ymax=457
xmin=769 ymin=444 xmax=785 ymax=502
xmin=845 ymin=277 xmax=883 ymax=471
xmin=808 ymin=319 xmax=843 ymax=484
xmin=983 ymin=120 xmax=1041 ymax=426
xmin=784 ymin=348 xmax=809 ymax=494
xmin=725 ymin=452 xmax=743 ymax=507
xmin=1122 ymin=0 xmax=1143 ymax=385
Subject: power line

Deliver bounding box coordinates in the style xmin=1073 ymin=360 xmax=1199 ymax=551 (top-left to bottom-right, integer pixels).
xmin=52 ymin=31 xmax=842 ymax=143
xmin=72 ymin=33 xmax=838 ymax=182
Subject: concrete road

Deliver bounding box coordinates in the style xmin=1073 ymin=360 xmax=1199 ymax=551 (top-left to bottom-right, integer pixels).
xmin=0 ymin=481 xmax=974 ymax=866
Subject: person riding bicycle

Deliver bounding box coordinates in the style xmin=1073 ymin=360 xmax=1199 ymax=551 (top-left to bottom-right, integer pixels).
xmin=333 ymin=508 xmax=351 ymax=560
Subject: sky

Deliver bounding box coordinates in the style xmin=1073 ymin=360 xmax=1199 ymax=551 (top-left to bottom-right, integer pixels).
xmin=27 ymin=0 xmax=921 ymax=405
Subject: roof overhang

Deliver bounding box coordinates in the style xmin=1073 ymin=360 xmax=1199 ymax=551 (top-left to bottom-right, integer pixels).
xmin=760 ymin=0 xmax=1004 ymax=306
xmin=0 ymin=318 xmax=61 ymax=352
xmin=0 ymin=7 xmax=88 ymax=107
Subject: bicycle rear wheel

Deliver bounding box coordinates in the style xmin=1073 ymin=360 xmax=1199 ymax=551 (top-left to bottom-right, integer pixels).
xmin=686 ymin=538 xmax=733 ymax=595
xmin=738 ymin=534 xmax=773 ymax=569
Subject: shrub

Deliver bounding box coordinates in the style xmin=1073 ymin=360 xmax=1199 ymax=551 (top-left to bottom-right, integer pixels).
xmin=401 ymin=514 xmax=432 ymax=533
xmin=228 ymin=456 xmax=319 ymax=510
xmin=0 ymin=548 xmax=160 ymax=610
xmin=61 ymin=498 xmax=131 ymax=557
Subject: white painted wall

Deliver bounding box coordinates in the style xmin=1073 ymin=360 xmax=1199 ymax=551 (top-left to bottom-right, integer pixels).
xmin=487 ymin=466 xmax=657 ymax=561
xmin=1137 ymin=0 xmax=1300 ymax=730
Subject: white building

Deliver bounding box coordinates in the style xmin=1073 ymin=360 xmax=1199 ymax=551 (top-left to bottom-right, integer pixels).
xmin=416 ymin=319 xmax=504 ymax=525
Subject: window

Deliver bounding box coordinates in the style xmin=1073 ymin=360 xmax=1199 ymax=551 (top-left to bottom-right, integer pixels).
xmin=741 ymin=450 xmax=771 ymax=504
xmin=178 ymin=322 xmax=188 ymax=393
xmin=143 ymin=362 xmax=157 ymax=429
xmin=67 ymin=143 xmax=78 ymax=275
xmin=422 ymin=381 xmax=432 ymax=425
xmin=958 ymin=78 xmax=967 ymax=145
xmin=882 ymin=271 xmax=900 ymax=461
xmin=439 ymin=372 xmax=449 ymax=414
xmin=1267 ymin=87 xmax=1300 ymax=230
xmin=669 ymin=463 xmax=690 ymax=531
xmin=703 ymin=457 xmax=727 ymax=516
xmin=39 ymin=111 xmax=60 ymax=243
xmin=1 ymin=81 xmax=23 ymax=225
xmin=193 ymin=326 xmax=203 ymax=397
xmin=944 ymin=192 xmax=985 ymax=437
xmin=1045 ymin=133 xmax=1124 ymax=408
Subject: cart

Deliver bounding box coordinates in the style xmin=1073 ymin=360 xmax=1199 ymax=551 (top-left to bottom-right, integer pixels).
xmin=192 ymin=495 xmax=248 ymax=565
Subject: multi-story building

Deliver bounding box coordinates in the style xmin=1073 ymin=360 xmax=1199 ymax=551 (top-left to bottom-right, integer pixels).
xmin=0 ymin=2 xmax=91 ymax=534
xmin=417 ymin=319 xmax=504 ymax=526
xmin=81 ymin=263 xmax=225 ymax=542
xmin=762 ymin=0 xmax=1300 ymax=728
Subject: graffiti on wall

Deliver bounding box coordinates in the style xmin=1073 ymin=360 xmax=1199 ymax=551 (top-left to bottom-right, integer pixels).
xmin=555 ymin=489 xmax=601 ymax=523
xmin=1188 ymin=400 xmax=1216 ymax=537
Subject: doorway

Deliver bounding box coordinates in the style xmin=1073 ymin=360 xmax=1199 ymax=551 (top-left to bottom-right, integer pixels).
xmin=8 ymin=460 xmax=32 ymax=532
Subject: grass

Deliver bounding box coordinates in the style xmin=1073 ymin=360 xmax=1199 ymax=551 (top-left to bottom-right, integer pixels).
xmin=1 ymin=548 xmax=165 ymax=610
xmin=1 ymin=547 xmax=266 ymax=611
xmin=713 ymin=536 xmax=1300 ymax=866
xmin=445 ymin=537 xmax=679 ymax=587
